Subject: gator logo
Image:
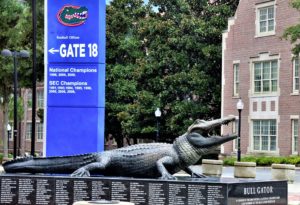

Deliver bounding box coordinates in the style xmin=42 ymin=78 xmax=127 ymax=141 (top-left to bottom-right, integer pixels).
xmin=57 ymin=5 xmax=88 ymax=27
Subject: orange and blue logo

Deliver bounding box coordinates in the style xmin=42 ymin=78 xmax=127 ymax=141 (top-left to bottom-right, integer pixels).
xmin=57 ymin=5 xmax=88 ymax=27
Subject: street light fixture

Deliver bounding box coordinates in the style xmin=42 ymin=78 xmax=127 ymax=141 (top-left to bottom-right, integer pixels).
xmin=7 ymin=124 xmax=11 ymax=153
xmin=1 ymin=49 xmax=30 ymax=159
xmin=236 ymin=98 xmax=244 ymax=162
xmin=155 ymin=108 xmax=162 ymax=142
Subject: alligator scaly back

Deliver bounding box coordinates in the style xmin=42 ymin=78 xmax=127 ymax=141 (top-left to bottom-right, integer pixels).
xmin=3 ymin=116 xmax=236 ymax=178
xmin=3 ymin=153 xmax=97 ymax=174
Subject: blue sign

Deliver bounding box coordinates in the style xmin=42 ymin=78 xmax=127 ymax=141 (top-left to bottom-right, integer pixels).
xmin=47 ymin=0 xmax=105 ymax=64
xmin=47 ymin=64 xmax=105 ymax=107
xmin=46 ymin=107 xmax=104 ymax=156
xmin=45 ymin=0 xmax=105 ymax=156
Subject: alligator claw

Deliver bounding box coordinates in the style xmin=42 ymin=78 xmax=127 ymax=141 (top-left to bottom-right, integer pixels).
xmin=71 ymin=168 xmax=90 ymax=177
xmin=159 ymin=173 xmax=177 ymax=180
xmin=191 ymin=172 xmax=207 ymax=178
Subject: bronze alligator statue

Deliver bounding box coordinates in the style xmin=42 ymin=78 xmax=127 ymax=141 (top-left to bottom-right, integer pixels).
xmin=3 ymin=115 xmax=236 ymax=179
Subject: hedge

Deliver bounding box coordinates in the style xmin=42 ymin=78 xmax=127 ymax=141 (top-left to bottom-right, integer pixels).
xmin=223 ymin=156 xmax=300 ymax=166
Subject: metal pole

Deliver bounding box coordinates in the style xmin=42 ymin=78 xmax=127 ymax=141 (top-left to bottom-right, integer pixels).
xmin=7 ymin=130 xmax=9 ymax=153
xmin=13 ymin=53 xmax=18 ymax=159
xmin=156 ymin=119 xmax=159 ymax=142
xmin=237 ymin=109 xmax=242 ymax=162
xmin=31 ymin=0 xmax=37 ymax=156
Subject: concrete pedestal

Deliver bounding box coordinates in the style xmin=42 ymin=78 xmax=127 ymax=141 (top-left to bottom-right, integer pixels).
xmin=271 ymin=164 xmax=295 ymax=183
xmin=234 ymin=162 xmax=256 ymax=178
xmin=202 ymin=159 xmax=223 ymax=177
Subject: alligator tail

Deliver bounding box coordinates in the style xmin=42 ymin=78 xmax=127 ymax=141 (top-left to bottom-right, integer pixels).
xmin=3 ymin=153 xmax=97 ymax=174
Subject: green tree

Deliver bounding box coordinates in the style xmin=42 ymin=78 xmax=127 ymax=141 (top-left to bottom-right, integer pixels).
xmin=135 ymin=0 xmax=236 ymax=138
xmin=20 ymin=0 xmax=45 ymax=85
xmin=8 ymin=96 xmax=24 ymax=122
xmin=283 ymin=0 xmax=300 ymax=54
xmin=0 ymin=0 xmax=44 ymax=157
xmin=0 ymin=0 xmax=30 ymax=157
xmin=106 ymin=0 xmax=237 ymax=144
xmin=106 ymin=0 xmax=149 ymax=146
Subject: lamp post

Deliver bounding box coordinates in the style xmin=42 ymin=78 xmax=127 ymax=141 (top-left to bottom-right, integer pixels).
xmin=155 ymin=108 xmax=162 ymax=142
xmin=31 ymin=0 xmax=37 ymax=157
xmin=7 ymin=124 xmax=11 ymax=153
xmin=236 ymin=98 xmax=244 ymax=162
xmin=1 ymin=49 xmax=30 ymax=159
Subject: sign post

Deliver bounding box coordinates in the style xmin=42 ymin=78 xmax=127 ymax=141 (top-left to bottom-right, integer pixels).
xmin=44 ymin=0 xmax=105 ymax=156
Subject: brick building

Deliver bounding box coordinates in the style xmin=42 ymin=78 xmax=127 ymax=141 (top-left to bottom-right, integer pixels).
xmin=222 ymin=0 xmax=300 ymax=156
xmin=6 ymin=84 xmax=44 ymax=156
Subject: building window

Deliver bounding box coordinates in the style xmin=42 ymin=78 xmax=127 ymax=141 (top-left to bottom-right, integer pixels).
xmin=37 ymin=90 xmax=44 ymax=108
xmin=233 ymin=64 xmax=239 ymax=97
xmin=292 ymin=119 xmax=298 ymax=153
xmin=37 ymin=123 xmax=43 ymax=141
xmin=256 ymin=2 xmax=275 ymax=37
xmin=253 ymin=120 xmax=277 ymax=151
xmin=26 ymin=122 xmax=32 ymax=140
xmin=293 ymin=57 xmax=299 ymax=93
xmin=27 ymin=91 xmax=32 ymax=106
xmin=253 ymin=60 xmax=278 ymax=94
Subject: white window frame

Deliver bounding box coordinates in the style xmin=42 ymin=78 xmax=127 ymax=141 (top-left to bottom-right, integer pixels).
xmin=37 ymin=89 xmax=44 ymax=108
xmin=252 ymin=60 xmax=278 ymax=95
xmin=255 ymin=1 xmax=276 ymax=37
xmin=26 ymin=122 xmax=32 ymax=141
xmin=292 ymin=117 xmax=299 ymax=155
xmin=252 ymin=119 xmax=277 ymax=152
xmin=37 ymin=122 xmax=43 ymax=142
xmin=293 ymin=57 xmax=299 ymax=94
xmin=233 ymin=64 xmax=239 ymax=97
xmin=27 ymin=90 xmax=32 ymax=107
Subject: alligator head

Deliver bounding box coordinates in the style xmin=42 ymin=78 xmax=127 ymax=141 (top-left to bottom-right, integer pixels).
xmin=186 ymin=115 xmax=237 ymax=148
xmin=57 ymin=5 xmax=88 ymax=26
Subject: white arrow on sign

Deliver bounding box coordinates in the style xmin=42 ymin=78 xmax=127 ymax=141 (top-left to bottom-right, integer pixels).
xmin=48 ymin=48 xmax=59 ymax=54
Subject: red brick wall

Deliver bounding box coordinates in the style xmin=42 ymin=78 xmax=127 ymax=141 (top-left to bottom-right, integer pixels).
xmin=222 ymin=0 xmax=300 ymax=156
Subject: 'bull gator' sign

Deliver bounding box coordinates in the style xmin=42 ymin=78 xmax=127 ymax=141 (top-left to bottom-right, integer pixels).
xmin=45 ymin=0 xmax=106 ymax=156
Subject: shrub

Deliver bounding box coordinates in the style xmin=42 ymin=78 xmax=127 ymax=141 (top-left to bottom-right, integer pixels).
xmin=223 ymin=157 xmax=236 ymax=166
xmin=223 ymin=156 xmax=300 ymax=166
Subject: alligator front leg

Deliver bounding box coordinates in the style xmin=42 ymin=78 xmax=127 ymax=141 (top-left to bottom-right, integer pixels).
xmin=156 ymin=156 xmax=177 ymax=180
xmin=71 ymin=156 xmax=110 ymax=177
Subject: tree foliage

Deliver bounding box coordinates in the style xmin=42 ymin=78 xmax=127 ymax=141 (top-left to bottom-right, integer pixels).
xmin=283 ymin=0 xmax=300 ymax=54
xmin=0 ymin=0 xmax=29 ymax=157
xmin=0 ymin=0 xmax=44 ymax=156
xmin=106 ymin=0 xmax=236 ymax=145
xmin=106 ymin=0 xmax=149 ymax=146
xmin=19 ymin=0 xmax=45 ymax=86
